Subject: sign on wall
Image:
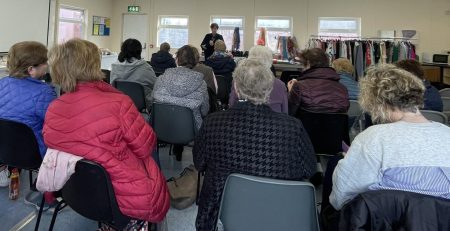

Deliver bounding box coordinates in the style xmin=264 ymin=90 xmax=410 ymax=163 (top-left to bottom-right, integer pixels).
xmin=93 ymin=16 xmax=111 ymax=36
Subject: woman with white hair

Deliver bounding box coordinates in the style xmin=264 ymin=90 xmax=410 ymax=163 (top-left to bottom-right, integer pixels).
xmin=330 ymin=64 xmax=450 ymax=210
xmin=228 ymin=46 xmax=288 ymax=113
xmin=194 ymin=58 xmax=316 ymax=231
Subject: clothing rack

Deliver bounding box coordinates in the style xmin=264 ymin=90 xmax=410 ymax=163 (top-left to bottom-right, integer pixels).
xmin=309 ymin=35 xmax=418 ymax=41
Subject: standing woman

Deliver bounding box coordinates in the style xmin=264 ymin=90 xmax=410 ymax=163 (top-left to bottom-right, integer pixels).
xmin=201 ymin=23 xmax=224 ymax=59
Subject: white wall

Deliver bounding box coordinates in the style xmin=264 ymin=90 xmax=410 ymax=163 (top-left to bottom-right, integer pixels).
xmin=58 ymin=0 xmax=113 ymax=49
xmin=106 ymin=0 xmax=450 ymax=58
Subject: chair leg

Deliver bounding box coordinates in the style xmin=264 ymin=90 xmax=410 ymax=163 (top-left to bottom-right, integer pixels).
xmin=49 ymin=201 xmax=64 ymax=231
xmin=196 ymin=171 xmax=202 ymax=205
xmin=34 ymin=194 xmax=46 ymax=231
xmin=29 ymin=170 xmax=33 ymax=189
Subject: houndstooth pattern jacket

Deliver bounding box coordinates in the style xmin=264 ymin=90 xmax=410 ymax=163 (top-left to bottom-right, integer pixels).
xmin=193 ymin=101 xmax=316 ymax=231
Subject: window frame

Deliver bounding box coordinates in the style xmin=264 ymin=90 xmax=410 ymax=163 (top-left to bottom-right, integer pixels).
xmin=255 ymin=16 xmax=293 ymax=51
xmin=210 ymin=15 xmax=245 ymax=51
xmin=318 ymin=17 xmax=361 ymax=38
xmin=157 ymin=15 xmax=189 ymax=49
xmin=57 ymin=5 xmax=86 ymax=43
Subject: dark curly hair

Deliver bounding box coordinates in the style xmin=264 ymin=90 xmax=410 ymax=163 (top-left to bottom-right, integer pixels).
xmin=298 ymin=48 xmax=330 ymax=68
xmin=118 ymin=38 xmax=142 ymax=63
xmin=395 ymin=59 xmax=425 ymax=79
xmin=176 ymin=45 xmax=197 ymax=69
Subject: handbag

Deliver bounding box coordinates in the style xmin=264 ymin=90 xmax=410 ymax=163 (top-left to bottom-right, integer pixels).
xmin=167 ymin=164 xmax=199 ymax=210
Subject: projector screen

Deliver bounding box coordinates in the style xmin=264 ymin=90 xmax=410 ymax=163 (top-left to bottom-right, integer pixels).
xmin=0 ymin=0 xmax=51 ymax=53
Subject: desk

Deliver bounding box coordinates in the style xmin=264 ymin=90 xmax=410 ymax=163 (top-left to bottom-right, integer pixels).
xmin=421 ymin=63 xmax=450 ymax=83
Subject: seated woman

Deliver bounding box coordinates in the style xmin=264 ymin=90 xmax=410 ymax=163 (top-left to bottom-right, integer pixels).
xmin=191 ymin=46 xmax=217 ymax=94
xmin=332 ymin=58 xmax=359 ymax=100
xmin=194 ymin=58 xmax=316 ymax=231
xmin=395 ymin=59 xmax=443 ymax=112
xmin=43 ymin=39 xmax=169 ymax=222
xmin=152 ymin=45 xmax=209 ymax=160
xmin=204 ymin=40 xmax=236 ymax=76
xmin=229 ymin=46 xmax=288 ymax=113
xmin=330 ymin=64 xmax=450 ymax=210
xmin=0 ymin=41 xmax=56 ymax=186
xmin=111 ymin=38 xmax=157 ymax=111
xmin=150 ymin=42 xmax=177 ymax=74
xmin=288 ymin=48 xmax=349 ymax=115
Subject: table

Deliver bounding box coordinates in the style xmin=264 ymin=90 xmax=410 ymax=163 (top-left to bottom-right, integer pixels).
xmin=421 ymin=63 xmax=450 ymax=83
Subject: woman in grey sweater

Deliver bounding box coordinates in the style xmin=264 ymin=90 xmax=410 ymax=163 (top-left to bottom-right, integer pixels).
xmin=111 ymin=38 xmax=157 ymax=111
xmin=152 ymin=45 xmax=209 ymax=159
xmin=330 ymin=65 xmax=450 ymax=210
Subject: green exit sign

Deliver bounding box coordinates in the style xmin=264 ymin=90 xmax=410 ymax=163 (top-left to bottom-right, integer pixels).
xmin=128 ymin=6 xmax=140 ymax=12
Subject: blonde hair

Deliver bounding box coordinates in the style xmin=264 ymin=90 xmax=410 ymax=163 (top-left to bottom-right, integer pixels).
xmin=359 ymin=64 xmax=425 ymax=123
xmin=48 ymin=39 xmax=103 ymax=92
xmin=332 ymin=58 xmax=354 ymax=75
xmin=7 ymin=41 xmax=48 ymax=78
xmin=214 ymin=40 xmax=226 ymax=52
xmin=248 ymin=46 xmax=273 ymax=69
xmin=233 ymin=58 xmax=274 ymax=105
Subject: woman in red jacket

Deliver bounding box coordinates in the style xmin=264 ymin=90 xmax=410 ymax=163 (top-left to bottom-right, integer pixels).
xmin=43 ymin=39 xmax=169 ymax=223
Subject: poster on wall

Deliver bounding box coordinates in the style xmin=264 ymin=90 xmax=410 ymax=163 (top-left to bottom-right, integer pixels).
xmin=93 ymin=16 xmax=110 ymax=36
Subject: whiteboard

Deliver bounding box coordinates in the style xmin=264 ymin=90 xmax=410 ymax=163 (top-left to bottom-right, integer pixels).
xmin=0 ymin=0 xmax=51 ymax=53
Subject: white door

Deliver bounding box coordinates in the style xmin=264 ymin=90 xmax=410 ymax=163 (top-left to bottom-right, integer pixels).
xmin=122 ymin=14 xmax=149 ymax=60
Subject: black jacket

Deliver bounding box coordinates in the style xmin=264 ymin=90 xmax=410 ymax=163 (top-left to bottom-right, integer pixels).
xmin=339 ymin=190 xmax=450 ymax=231
xmin=204 ymin=55 xmax=236 ymax=76
xmin=149 ymin=51 xmax=176 ymax=73
xmin=201 ymin=33 xmax=224 ymax=59
xmin=193 ymin=102 xmax=316 ymax=231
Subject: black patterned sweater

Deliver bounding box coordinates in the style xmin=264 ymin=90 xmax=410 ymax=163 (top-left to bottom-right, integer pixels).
xmin=193 ymin=101 xmax=316 ymax=231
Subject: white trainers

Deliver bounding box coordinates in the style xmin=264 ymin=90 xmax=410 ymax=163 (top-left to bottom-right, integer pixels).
xmin=0 ymin=168 xmax=9 ymax=187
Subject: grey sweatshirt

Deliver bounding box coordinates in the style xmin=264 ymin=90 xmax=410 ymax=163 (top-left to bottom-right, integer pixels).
xmin=111 ymin=59 xmax=157 ymax=110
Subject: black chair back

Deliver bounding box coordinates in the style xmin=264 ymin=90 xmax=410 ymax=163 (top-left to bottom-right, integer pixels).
xmin=298 ymin=111 xmax=349 ymax=154
xmin=101 ymin=69 xmax=111 ymax=84
xmin=0 ymin=119 xmax=42 ymax=169
xmin=152 ymin=103 xmax=196 ymax=145
xmin=215 ymin=73 xmax=233 ymax=105
xmin=113 ymin=80 xmax=146 ymax=112
xmin=62 ymin=159 xmax=130 ymax=229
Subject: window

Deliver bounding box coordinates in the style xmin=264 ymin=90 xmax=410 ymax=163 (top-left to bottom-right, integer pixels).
xmin=318 ymin=17 xmax=361 ymax=38
xmin=157 ymin=16 xmax=189 ymax=49
xmin=58 ymin=6 xmax=85 ymax=44
xmin=211 ymin=16 xmax=244 ymax=51
xmin=255 ymin=17 xmax=292 ymax=51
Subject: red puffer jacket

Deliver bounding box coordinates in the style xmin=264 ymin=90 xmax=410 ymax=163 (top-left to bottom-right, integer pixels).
xmin=43 ymin=81 xmax=169 ymax=222
xmin=288 ymin=67 xmax=349 ymax=115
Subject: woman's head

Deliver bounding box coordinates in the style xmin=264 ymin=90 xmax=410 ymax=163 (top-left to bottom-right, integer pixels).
xmin=248 ymin=46 xmax=273 ymax=69
xmin=190 ymin=45 xmax=200 ymax=64
xmin=298 ymin=48 xmax=329 ymax=69
xmin=160 ymin=42 xmax=171 ymax=53
xmin=359 ymin=64 xmax=425 ymax=123
xmin=395 ymin=59 xmax=425 ymax=80
xmin=214 ymin=40 xmax=226 ymax=52
xmin=118 ymin=38 xmax=142 ymax=63
xmin=233 ymin=58 xmax=274 ymax=105
xmin=7 ymin=41 xmax=48 ymax=78
xmin=332 ymin=58 xmax=354 ymax=75
xmin=176 ymin=45 xmax=197 ymax=68
xmin=48 ymin=39 xmax=103 ymax=93
xmin=210 ymin=23 xmax=219 ymax=34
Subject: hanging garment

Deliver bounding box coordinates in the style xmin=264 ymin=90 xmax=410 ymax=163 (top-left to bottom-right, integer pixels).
xmin=231 ymin=27 xmax=240 ymax=51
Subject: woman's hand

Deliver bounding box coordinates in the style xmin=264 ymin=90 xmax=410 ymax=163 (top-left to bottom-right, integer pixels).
xmin=287 ymin=79 xmax=298 ymax=92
